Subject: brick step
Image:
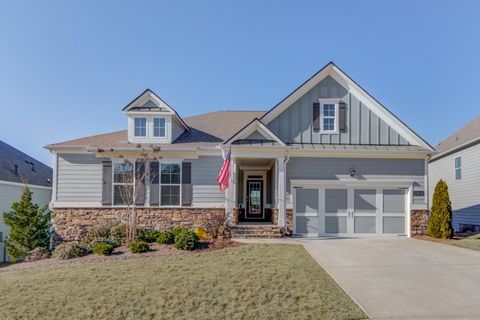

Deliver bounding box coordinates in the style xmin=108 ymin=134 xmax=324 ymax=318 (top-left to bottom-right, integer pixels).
xmin=231 ymin=225 xmax=284 ymax=238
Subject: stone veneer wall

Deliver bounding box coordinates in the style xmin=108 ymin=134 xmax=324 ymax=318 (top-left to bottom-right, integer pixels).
xmin=410 ymin=209 xmax=429 ymax=236
xmin=52 ymin=207 xmax=225 ymax=244
xmin=286 ymin=209 xmax=293 ymax=235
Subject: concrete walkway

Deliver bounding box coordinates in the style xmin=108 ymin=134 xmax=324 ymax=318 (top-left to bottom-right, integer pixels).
xmin=299 ymin=237 xmax=480 ymax=319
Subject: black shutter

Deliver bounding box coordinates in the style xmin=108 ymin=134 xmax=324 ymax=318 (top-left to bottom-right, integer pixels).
xmin=102 ymin=160 xmax=112 ymax=206
xmin=181 ymin=162 xmax=192 ymax=206
xmin=339 ymin=101 xmax=347 ymax=132
xmin=313 ymin=102 xmax=320 ymax=132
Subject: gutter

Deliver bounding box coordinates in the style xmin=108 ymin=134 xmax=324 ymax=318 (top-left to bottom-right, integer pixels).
xmin=429 ymin=136 xmax=480 ymax=162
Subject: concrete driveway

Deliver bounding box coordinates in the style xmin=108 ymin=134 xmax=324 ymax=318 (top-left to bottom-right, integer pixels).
xmin=299 ymin=237 xmax=480 ymax=320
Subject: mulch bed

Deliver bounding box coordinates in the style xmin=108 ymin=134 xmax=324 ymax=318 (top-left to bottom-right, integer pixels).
xmin=0 ymin=239 xmax=240 ymax=273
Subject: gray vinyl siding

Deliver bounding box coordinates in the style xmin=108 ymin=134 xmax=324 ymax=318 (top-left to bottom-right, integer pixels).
xmin=57 ymin=153 xmax=103 ymax=203
xmin=171 ymin=117 xmax=185 ymax=142
xmin=0 ymin=182 xmax=51 ymax=262
xmin=191 ymin=156 xmax=224 ymax=205
xmin=246 ymin=131 xmax=267 ymax=140
xmin=429 ymin=143 xmax=480 ymax=230
xmin=287 ymin=157 xmax=426 ymax=204
xmin=267 ymin=76 xmax=410 ymax=146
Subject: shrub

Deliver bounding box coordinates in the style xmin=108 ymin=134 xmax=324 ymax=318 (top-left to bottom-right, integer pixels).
xmin=128 ymin=240 xmax=150 ymax=253
xmin=156 ymin=231 xmax=175 ymax=245
xmin=137 ymin=229 xmax=162 ymax=243
xmin=53 ymin=242 xmax=91 ymax=260
xmin=427 ymin=179 xmax=454 ymax=239
xmin=171 ymin=226 xmax=189 ymax=240
xmin=202 ymin=213 xmax=229 ymax=239
xmin=92 ymin=242 xmax=114 ymax=256
xmin=174 ymin=229 xmax=199 ymax=251
xmin=110 ymin=224 xmax=127 ymax=246
xmin=25 ymin=247 xmax=50 ymax=262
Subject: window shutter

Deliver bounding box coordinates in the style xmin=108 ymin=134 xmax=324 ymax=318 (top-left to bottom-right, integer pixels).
xmin=339 ymin=101 xmax=347 ymax=132
xmin=181 ymin=162 xmax=192 ymax=206
xmin=102 ymin=160 xmax=112 ymax=206
xmin=313 ymin=102 xmax=320 ymax=132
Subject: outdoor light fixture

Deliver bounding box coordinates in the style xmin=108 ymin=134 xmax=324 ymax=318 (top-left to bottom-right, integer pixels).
xmin=349 ymin=168 xmax=356 ymax=177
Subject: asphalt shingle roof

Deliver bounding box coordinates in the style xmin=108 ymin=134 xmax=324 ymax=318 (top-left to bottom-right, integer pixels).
xmin=435 ymin=115 xmax=480 ymax=154
xmin=0 ymin=141 xmax=52 ymax=188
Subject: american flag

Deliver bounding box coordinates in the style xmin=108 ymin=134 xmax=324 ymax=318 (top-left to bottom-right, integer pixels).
xmin=217 ymin=149 xmax=231 ymax=191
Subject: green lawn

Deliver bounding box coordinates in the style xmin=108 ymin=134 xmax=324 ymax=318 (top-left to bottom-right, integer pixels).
xmin=450 ymin=233 xmax=480 ymax=251
xmin=0 ymin=244 xmax=366 ymax=320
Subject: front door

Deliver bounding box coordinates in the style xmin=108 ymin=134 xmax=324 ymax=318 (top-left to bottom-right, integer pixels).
xmin=246 ymin=180 xmax=263 ymax=219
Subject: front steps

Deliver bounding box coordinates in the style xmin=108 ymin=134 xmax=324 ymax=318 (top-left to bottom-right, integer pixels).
xmin=231 ymin=224 xmax=284 ymax=238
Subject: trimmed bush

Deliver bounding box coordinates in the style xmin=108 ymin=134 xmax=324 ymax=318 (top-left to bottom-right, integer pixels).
xmin=427 ymin=179 xmax=454 ymax=239
xmin=53 ymin=242 xmax=91 ymax=260
xmin=110 ymin=224 xmax=127 ymax=246
xmin=174 ymin=229 xmax=199 ymax=251
xmin=171 ymin=226 xmax=189 ymax=240
xmin=128 ymin=240 xmax=150 ymax=253
xmin=156 ymin=231 xmax=175 ymax=245
xmin=92 ymin=242 xmax=114 ymax=256
xmin=25 ymin=247 xmax=50 ymax=262
xmin=137 ymin=229 xmax=162 ymax=243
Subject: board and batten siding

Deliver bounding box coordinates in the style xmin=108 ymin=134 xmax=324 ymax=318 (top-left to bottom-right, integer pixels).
xmin=429 ymin=143 xmax=480 ymax=230
xmin=0 ymin=182 xmax=51 ymax=262
xmin=287 ymin=157 xmax=426 ymax=204
xmin=191 ymin=156 xmax=224 ymax=205
xmin=267 ymin=75 xmax=410 ymax=146
xmin=56 ymin=153 xmax=104 ymax=203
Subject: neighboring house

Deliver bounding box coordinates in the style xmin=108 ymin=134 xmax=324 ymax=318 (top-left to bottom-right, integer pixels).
xmin=429 ymin=116 xmax=480 ymax=232
xmin=0 ymin=141 xmax=52 ymax=262
xmin=45 ymin=62 xmax=434 ymax=241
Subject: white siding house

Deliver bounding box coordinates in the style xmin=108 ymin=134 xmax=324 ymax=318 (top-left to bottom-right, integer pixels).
xmin=0 ymin=141 xmax=52 ymax=262
xmin=429 ymin=116 xmax=480 ymax=232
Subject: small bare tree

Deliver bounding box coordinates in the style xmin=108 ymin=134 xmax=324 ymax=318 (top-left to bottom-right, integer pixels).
xmin=107 ymin=151 xmax=159 ymax=244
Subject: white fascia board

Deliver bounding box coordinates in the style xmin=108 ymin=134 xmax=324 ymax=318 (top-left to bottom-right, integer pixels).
xmin=224 ymin=119 xmax=287 ymax=146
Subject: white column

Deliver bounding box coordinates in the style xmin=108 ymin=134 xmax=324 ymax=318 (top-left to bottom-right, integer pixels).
xmin=144 ymin=160 xmax=151 ymax=207
xmin=277 ymin=157 xmax=286 ymax=227
xmin=225 ymin=157 xmax=236 ymax=220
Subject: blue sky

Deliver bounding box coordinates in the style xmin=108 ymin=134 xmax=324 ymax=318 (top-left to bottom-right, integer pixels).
xmin=1 ymin=1 xmax=479 ymax=166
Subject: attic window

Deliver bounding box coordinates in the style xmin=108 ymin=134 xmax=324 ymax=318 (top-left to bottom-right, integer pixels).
xmin=153 ymin=118 xmax=166 ymax=137
xmin=134 ymin=117 xmax=147 ymax=137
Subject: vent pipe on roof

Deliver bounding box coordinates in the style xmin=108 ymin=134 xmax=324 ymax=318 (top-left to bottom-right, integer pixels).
xmin=14 ymin=164 xmax=18 ymax=175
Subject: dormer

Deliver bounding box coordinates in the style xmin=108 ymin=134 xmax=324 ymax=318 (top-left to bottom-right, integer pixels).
xmin=123 ymin=89 xmax=189 ymax=144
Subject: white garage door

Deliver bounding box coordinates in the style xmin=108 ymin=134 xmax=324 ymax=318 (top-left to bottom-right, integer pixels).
xmin=294 ymin=187 xmax=406 ymax=236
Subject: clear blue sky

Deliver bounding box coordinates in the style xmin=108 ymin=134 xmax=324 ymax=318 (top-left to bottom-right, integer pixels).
xmin=1 ymin=1 xmax=479 ymax=166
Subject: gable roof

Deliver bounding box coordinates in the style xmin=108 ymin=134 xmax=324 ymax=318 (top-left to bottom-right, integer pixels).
xmin=122 ymin=89 xmax=190 ymax=132
xmin=45 ymin=111 xmax=265 ymax=150
xmin=260 ymin=62 xmax=434 ymax=151
xmin=0 ymin=141 xmax=52 ymax=188
xmin=430 ymin=115 xmax=480 ymax=160
xmin=223 ymin=118 xmax=286 ymax=146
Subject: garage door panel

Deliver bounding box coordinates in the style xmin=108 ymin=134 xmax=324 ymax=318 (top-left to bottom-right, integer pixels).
xmin=354 ymin=189 xmax=377 ymax=213
xmin=295 ymin=189 xmax=318 ymax=215
xmin=383 ymin=189 xmax=405 ymax=214
xmin=296 ymin=216 xmax=319 ymax=234
xmin=325 ymin=216 xmax=347 ymax=234
xmin=383 ymin=217 xmax=405 ymax=233
xmin=325 ymin=189 xmax=348 ymax=213
xmin=354 ymin=216 xmax=376 ymax=233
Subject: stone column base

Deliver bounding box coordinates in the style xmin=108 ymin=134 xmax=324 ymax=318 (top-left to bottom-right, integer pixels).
xmin=410 ymin=209 xmax=429 ymax=236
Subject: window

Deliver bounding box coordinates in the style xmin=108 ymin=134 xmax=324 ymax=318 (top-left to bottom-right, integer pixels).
xmin=153 ymin=118 xmax=166 ymax=137
xmin=160 ymin=163 xmax=180 ymax=206
xmin=134 ymin=117 xmax=147 ymax=137
xmin=113 ymin=161 xmax=134 ymax=205
xmin=322 ymin=103 xmax=337 ymax=132
xmin=455 ymin=156 xmax=462 ymax=180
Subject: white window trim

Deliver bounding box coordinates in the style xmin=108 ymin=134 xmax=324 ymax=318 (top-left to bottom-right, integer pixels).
xmin=158 ymin=160 xmax=182 ymax=207
xmin=153 ymin=117 xmax=166 ymax=138
xmin=319 ymin=99 xmax=340 ymax=134
xmin=134 ymin=117 xmax=147 ymax=138
xmin=454 ymin=156 xmax=462 ymax=180
xmin=112 ymin=159 xmax=136 ymax=207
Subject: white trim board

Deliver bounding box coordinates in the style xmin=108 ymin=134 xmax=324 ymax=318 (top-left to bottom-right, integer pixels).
xmin=260 ymin=62 xmax=433 ymax=151
xmin=0 ymin=180 xmax=52 ymax=190
xmin=224 ymin=118 xmax=287 ymax=146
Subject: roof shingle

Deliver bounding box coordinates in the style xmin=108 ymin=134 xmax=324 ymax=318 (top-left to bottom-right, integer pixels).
xmin=435 ymin=115 xmax=480 ymax=154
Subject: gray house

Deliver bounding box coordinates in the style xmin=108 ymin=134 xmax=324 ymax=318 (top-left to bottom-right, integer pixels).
xmin=0 ymin=141 xmax=52 ymax=262
xmin=46 ymin=62 xmax=434 ymax=241
xmin=429 ymin=116 xmax=480 ymax=232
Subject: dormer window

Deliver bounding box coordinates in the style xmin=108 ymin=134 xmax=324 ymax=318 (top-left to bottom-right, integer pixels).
xmin=153 ymin=118 xmax=166 ymax=137
xmin=134 ymin=117 xmax=147 ymax=137
xmin=322 ymin=104 xmax=336 ymax=132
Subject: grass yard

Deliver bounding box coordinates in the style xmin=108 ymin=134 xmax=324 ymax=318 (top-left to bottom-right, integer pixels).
xmin=0 ymin=244 xmax=366 ymax=320
xmin=450 ymin=233 xmax=480 ymax=251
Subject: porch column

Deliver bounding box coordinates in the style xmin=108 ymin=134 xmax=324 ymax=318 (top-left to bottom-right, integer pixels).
xmin=277 ymin=157 xmax=286 ymax=227
xmin=225 ymin=157 xmax=236 ymax=220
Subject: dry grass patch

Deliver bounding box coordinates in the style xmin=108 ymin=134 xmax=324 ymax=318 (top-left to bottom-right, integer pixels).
xmin=0 ymin=244 xmax=366 ymax=320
